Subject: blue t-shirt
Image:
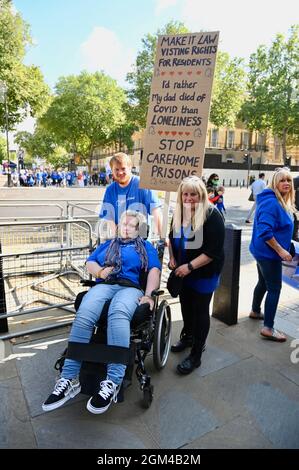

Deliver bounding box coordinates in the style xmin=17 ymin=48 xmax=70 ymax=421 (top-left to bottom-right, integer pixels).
xmin=172 ymin=226 xmax=220 ymax=294
xmin=99 ymin=176 xmax=161 ymax=224
xmin=87 ymin=239 xmax=161 ymax=286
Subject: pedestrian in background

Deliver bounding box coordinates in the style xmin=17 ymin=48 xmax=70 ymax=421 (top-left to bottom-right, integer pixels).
xmin=245 ymin=173 xmax=266 ymax=224
xmin=216 ymin=186 xmax=226 ymax=219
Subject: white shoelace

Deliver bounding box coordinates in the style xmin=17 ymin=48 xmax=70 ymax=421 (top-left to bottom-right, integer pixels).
xmin=53 ymin=378 xmax=71 ymax=396
xmin=99 ymin=380 xmax=118 ymax=402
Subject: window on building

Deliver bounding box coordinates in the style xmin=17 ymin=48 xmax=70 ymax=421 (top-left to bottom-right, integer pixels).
xmin=210 ymin=128 xmax=219 ymax=147
xmin=242 ymin=132 xmax=249 ymax=149
xmin=227 ymin=130 xmax=235 ymax=149
xmin=257 ymin=133 xmax=264 ymax=149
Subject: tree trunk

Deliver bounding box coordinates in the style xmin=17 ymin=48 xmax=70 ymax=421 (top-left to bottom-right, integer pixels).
xmin=88 ymin=154 xmax=93 ymax=175
xmin=281 ymin=129 xmax=288 ymax=165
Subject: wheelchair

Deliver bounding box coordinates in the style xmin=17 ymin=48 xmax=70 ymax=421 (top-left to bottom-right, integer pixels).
xmin=55 ymin=274 xmax=172 ymax=409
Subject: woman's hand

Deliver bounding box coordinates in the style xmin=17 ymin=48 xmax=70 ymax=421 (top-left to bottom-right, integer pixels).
xmin=175 ymin=263 xmax=191 ymax=278
xmin=278 ymin=248 xmax=292 ymax=262
xmin=168 ymin=256 xmax=177 ymax=270
xmin=99 ymin=266 xmax=114 ymax=279
xmin=139 ymin=295 xmax=154 ymax=311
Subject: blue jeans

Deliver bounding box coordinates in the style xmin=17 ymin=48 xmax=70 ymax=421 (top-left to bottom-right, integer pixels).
xmin=252 ymin=259 xmax=282 ymax=329
xmin=62 ymin=283 xmax=143 ymax=385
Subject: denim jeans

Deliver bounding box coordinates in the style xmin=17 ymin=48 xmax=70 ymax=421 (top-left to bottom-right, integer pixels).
xmin=62 ymin=283 xmax=143 ymax=385
xmin=252 ymin=259 xmax=282 ymax=329
xmin=246 ymin=201 xmax=256 ymax=221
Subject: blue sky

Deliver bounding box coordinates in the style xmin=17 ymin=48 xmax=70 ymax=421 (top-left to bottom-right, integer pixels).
xmin=14 ymin=0 xmax=298 ymax=90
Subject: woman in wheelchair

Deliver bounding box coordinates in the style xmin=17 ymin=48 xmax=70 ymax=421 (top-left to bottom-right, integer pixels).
xmin=42 ymin=210 xmax=161 ymax=414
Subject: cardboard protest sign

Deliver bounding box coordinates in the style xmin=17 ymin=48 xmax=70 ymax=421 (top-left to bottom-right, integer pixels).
xmin=282 ymin=241 xmax=299 ymax=290
xmin=140 ymin=31 xmax=219 ymax=191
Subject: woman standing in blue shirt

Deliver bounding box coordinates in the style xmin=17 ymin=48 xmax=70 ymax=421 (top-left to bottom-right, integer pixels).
xmin=42 ymin=211 xmax=161 ymax=414
xmin=168 ymin=176 xmax=225 ymax=374
xmin=249 ymin=168 xmax=295 ymax=342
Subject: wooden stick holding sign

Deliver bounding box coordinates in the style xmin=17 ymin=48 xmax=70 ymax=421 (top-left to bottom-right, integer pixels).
xmin=161 ymin=191 xmax=171 ymax=240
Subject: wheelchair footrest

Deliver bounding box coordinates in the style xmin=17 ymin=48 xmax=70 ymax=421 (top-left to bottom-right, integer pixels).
xmin=67 ymin=341 xmax=130 ymax=365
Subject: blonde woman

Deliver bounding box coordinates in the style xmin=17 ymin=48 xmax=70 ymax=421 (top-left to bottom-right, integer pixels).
xmin=168 ymin=176 xmax=225 ymax=374
xmin=249 ymin=168 xmax=295 ymax=341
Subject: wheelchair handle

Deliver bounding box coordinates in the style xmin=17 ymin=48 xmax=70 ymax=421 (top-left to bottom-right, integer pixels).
xmin=151 ymin=289 xmax=164 ymax=297
xmin=80 ymin=279 xmax=97 ymax=287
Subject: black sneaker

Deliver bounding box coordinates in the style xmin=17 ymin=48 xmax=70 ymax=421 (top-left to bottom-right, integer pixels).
xmin=171 ymin=335 xmax=192 ymax=353
xmin=42 ymin=377 xmax=81 ymax=412
xmin=86 ymin=380 xmax=120 ymax=415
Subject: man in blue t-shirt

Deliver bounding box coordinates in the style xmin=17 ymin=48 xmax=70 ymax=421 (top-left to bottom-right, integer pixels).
xmin=99 ymin=153 xmax=162 ymax=238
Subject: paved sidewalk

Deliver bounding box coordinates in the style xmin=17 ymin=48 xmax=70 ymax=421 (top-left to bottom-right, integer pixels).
xmin=0 ymin=188 xmax=298 ymax=449
xmin=1 ymin=310 xmax=298 ymax=449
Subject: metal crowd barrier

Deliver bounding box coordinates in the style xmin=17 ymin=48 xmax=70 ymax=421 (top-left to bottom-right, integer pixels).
xmin=0 ymin=219 xmax=93 ymax=340
xmin=0 ymin=203 xmax=64 ymax=222
xmin=66 ymin=201 xmax=100 ymax=218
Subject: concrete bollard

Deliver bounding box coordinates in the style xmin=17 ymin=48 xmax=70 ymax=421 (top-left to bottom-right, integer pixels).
xmin=212 ymin=225 xmax=242 ymax=325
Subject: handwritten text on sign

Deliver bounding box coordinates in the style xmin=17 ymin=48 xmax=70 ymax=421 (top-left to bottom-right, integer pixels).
xmin=140 ymin=32 xmax=219 ymax=191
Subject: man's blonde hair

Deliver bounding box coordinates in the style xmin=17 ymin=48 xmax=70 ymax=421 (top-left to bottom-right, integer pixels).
xmin=110 ymin=152 xmax=132 ymax=169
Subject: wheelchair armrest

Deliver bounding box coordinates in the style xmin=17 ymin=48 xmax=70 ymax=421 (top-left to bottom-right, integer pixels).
xmin=151 ymin=289 xmax=164 ymax=297
xmin=80 ymin=279 xmax=97 ymax=287
xmin=131 ymin=302 xmax=152 ymax=329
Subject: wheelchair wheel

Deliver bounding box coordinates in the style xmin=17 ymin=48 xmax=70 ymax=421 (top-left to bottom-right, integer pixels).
xmin=153 ymin=300 xmax=171 ymax=370
xmin=142 ymin=385 xmax=153 ymax=409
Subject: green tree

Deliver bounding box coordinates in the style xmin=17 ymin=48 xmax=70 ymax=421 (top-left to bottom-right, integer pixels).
xmin=46 ymin=146 xmax=70 ymax=169
xmin=109 ymin=103 xmax=138 ymax=152
xmin=209 ymin=51 xmax=246 ymax=128
xmin=15 ymin=126 xmax=56 ymax=162
xmin=0 ymin=0 xmax=50 ymax=131
xmin=241 ymin=25 xmax=299 ymax=164
xmin=126 ymin=21 xmax=189 ymax=128
xmin=15 ymin=126 xmax=70 ymax=168
xmin=41 ymin=71 xmax=126 ymax=172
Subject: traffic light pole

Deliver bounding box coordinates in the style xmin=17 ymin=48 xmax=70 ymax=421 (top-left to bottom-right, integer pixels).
xmin=4 ymin=88 xmax=11 ymax=187
xmin=246 ymin=155 xmax=251 ymax=188
xmin=244 ymin=152 xmax=251 ymax=188
xmin=0 ymin=81 xmax=11 ymax=187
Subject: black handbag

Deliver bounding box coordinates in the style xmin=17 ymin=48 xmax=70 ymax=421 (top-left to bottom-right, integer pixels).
xmin=167 ymin=270 xmax=183 ymax=298
xmin=167 ymin=233 xmax=184 ymax=298
xmin=248 ymin=191 xmax=254 ymax=202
